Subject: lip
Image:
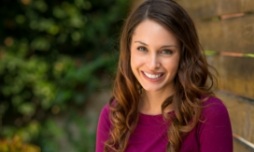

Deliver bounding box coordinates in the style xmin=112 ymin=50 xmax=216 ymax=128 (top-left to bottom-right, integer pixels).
xmin=141 ymin=71 xmax=164 ymax=82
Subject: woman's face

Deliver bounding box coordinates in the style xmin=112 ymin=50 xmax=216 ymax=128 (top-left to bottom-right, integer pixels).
xmin=130 ymin=19 xmax=180 ymax=94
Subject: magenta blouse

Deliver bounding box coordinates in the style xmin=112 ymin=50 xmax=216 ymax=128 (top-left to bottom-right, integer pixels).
xmin=96 ymin=97 xmax=233 ymax=152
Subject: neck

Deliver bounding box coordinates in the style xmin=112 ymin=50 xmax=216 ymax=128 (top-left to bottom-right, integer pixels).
xmin=139 ymin=90 xmax=174 ymax=115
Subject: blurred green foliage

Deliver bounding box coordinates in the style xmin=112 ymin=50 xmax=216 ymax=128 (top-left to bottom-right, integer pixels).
xmin=0 ymin=0 xmax=129 ymax=151
xmin=0 ymin=135 xmax=40 ymax=152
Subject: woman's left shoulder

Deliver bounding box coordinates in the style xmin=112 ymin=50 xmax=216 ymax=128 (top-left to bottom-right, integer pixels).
xmin=201 ymin=96 xmax=229 ymax=119
xmin=202 ymin=96 xmax=225 ymax=106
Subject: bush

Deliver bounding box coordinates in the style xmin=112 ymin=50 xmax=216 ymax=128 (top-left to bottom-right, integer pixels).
xmin=0 ymin=135 xmax=40 ymax=152
xmin=0 ymin=0 xmax=129 ymax=151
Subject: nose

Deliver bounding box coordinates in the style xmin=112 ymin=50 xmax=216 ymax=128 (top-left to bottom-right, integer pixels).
xmin=147 ymin=53 xmax=160 ymax=70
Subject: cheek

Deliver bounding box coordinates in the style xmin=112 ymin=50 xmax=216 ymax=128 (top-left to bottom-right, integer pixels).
xmin=130 ymin=51 xmax=143 ymax=69
xmin=130 ymin=51 xmax=137 ymax=73
xmin=173 ymin=60 xmax=180 ymax=74
xmin=164 ymin=58 xmax=180 ymax=73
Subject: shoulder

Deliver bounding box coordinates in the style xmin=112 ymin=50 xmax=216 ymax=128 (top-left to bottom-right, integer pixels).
xmin=97 ymin=100 xmax=113 ymax=134
xmin=99 ymin=97 xmax=116 ymax=120
xmin=199 ymin=96 xmax=232 ymax=133
xmin=98 ymin=103 xmax=110 ymax=126
xmin=100 ymin=103 xmax=110 ymax=116
xmin=201 ymin=96 xmax=229 ymax=118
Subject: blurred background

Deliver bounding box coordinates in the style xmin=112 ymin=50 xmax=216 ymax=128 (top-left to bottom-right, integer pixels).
xmin=176 ymin=0 xmax=254 ymax=151
xmin=0 ymin=0 xmax=253 ymax=152
xmin=0 ymin=0 xmax=130 ymax=151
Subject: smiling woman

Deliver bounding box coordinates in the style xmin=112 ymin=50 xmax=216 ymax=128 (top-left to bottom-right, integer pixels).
xmin=96 ymin=0 xmax=233 ymax=152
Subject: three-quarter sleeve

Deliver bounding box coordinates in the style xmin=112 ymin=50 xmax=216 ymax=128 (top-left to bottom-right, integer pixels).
xmin=96 ymin=104 xmax=111 ymax=152
xmin=198 ymin=98 xmax=233 ymax=152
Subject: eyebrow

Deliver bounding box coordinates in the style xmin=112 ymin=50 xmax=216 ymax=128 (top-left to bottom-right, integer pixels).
xmin=134 ymin=41 xmax=178 ymax=48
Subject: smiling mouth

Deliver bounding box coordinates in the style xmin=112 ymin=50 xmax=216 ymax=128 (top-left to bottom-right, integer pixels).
xmin=142 ymin=71 xmax=164 ymax=79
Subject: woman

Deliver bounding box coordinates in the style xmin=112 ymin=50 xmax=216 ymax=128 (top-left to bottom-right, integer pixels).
xmin=96 ymin=0 xmax=233 ymax=152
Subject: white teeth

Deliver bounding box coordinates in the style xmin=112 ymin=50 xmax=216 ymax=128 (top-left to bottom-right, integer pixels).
xmin=143 ymin=72 xmax=162 ymax=79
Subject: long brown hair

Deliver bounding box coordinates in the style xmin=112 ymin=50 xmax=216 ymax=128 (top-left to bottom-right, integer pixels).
xmin=105 ymin=0 xmax=215 ymax=151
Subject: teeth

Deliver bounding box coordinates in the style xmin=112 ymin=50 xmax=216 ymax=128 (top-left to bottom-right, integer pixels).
xmin=143 ymin=72 xmax=161 ymax=79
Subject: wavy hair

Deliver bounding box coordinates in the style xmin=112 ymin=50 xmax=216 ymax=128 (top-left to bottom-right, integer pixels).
xmin=104 ymin=0 xmax=215 ymax=151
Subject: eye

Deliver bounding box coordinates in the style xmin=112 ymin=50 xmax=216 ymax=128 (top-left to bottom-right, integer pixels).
xmin=137 ymin=46 xmax=147 ymax=52
xmin=160 ymin=49 xmax=173 ymax=55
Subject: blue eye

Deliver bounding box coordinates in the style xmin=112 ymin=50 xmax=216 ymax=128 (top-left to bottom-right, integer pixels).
xmin=161 ymin=49 xmax=173 ymax=55
xmin=137 ymin=46 xmax=147 ymax=52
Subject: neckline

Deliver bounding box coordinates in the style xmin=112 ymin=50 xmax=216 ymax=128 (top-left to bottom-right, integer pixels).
xmin=139 ymin=110 xmax=174 ymax=117
xmin=138 ymin=111 xmax=174 ymax=125
xmin=138 ymin=110 xmax=175 ymax=120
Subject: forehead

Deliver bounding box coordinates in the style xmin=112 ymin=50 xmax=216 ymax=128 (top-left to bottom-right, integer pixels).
xmin=132 ymin=19 xmax=179 ymax=46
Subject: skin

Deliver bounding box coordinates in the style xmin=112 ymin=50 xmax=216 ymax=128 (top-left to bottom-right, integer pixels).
xmin=130 ymin=19 xmax=180 ymax=115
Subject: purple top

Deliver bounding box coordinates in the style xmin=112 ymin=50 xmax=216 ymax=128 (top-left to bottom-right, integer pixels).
xmin=96 ymin=97 xmax=233 ymax=152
